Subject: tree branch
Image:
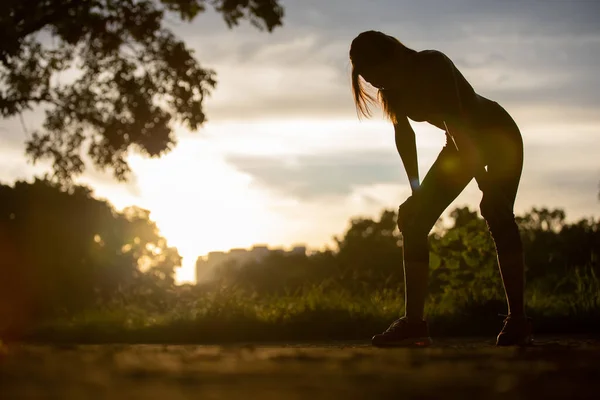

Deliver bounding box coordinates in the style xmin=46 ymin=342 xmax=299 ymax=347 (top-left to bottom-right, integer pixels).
xmin=13 ymin=0 xmax=90 ymax=41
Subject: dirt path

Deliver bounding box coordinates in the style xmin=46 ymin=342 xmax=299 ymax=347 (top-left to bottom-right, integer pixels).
xmin=1 ymin=337 xmax=600 ymax=399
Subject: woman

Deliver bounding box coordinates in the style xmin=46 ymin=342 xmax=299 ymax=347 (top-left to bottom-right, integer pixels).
xmin=349 ymin=30 xmax=532 ymax=347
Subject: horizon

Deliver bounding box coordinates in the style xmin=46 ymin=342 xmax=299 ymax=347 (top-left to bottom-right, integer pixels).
xmin=1 ymin=0 xmax=599 ymax=284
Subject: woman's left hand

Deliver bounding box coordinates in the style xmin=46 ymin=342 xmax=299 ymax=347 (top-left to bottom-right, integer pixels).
xmin=397 ymin=194 xmax=420 ymax=233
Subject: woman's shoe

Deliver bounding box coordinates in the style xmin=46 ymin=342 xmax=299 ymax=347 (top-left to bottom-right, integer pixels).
xmin=372 ymin=317 xmax=433 ymax=348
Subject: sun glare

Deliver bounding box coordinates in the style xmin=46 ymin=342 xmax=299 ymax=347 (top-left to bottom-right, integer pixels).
xmin=124 ymin=138 xmax=282 ymax=283
xmin=86 ymin=118 xmax=449 ymax=285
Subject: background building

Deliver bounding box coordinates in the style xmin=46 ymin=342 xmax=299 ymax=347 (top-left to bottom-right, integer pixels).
xmin=195 ymin=244 xmax=307 ymax=283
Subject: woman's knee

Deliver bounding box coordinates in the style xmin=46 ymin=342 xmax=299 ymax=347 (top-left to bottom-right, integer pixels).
xmin=481 ymin=211 xmax=523 ymax=254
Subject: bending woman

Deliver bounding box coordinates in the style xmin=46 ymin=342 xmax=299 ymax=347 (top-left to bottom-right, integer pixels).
xmin=349 ymin=30 xmax=532 ymax=347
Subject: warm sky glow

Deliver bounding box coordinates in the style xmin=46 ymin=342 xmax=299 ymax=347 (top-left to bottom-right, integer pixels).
xmin=1 ymin=1 xmax=599 ymax=284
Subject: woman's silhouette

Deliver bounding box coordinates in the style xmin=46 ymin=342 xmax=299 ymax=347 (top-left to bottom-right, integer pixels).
xmin=349 ymin=30 xmax=532 ymax=347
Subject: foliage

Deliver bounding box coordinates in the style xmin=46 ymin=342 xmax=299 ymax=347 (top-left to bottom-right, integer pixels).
xmin=1 ymin=180 xmax=599 ymax=341
xmin=0 ymin=178 xmax=181 ymax=334
xmin=209 ymin=206 xmax=599 ymax=304
xmin=0 ymin=0 xmax=284 ymax=182
xmin=428 ymin=207 xmax=504 ymax=308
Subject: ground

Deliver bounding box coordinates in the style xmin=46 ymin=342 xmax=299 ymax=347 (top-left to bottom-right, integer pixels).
xmin=1 ymin=337 xmax=600 ymax=399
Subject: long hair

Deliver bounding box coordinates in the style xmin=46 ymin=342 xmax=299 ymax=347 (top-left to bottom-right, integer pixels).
xmin=349 ymin=31 xmax=416 ymax=123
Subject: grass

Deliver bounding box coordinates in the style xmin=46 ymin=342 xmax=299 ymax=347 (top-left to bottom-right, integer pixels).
xmin=8 ymin=266 xmax=598 ymax=344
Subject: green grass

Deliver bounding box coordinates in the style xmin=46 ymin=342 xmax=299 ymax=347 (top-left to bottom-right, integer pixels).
xmin=12 ymin=267 xmax=600 ymax=344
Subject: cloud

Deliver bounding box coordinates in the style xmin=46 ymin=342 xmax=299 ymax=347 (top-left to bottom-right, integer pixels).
xmin=5 ymin=1 xmax=600 ymax=129
xmin=2 ymin=0 xmax=599 ymax=220
xmin=0 ymin=150 xmax=50 ymax=184
xmin=176 ymin=0 xmax=600 ymax=123
xmin=227 ymin=150 xmax=406 ymax=199
xmin=75 ymin=166 xmax=142 ymax=199
xmin=0 ymin=117 xmax=141 ymax=198
xmin=0 ymin=114 xmax=46 ymax=150
xmin=226 ymin=133 xmax=600 ymax=213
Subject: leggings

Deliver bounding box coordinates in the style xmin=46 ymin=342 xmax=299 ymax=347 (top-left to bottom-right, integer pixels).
xmin=402 ymin=102 xmax=524 ymax=263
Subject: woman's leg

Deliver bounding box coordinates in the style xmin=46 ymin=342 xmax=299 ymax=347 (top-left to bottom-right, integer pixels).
xmin=478 ymin=115 xmax=526 ymax=318
xmin=402 ymin=134 xmax=475 ymax=321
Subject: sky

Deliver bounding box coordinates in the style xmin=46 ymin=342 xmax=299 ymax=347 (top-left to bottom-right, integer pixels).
xmin=1 ymin=0 xmax=599 ymax=283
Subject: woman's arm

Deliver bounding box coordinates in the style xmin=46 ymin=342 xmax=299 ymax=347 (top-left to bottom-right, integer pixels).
xmin=394 ymin=117 xmax=420 ymax=194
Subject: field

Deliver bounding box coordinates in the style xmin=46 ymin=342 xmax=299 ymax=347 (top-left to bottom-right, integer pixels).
xmin=2 ymin=337 xmax=600 ymax=399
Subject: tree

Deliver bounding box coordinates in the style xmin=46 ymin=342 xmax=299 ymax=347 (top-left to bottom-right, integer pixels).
xmin=1 ymin=0 xmax=284 ymax=182
xmin=428 ymin=207 xmax=502 ymax=305
xmin=0 ymin=178 xmax=182 ymax=334
xmin=517 ymin=207 xmax=600 ymax=285
xmin=333 ymin=210 xmax=404 ymax=292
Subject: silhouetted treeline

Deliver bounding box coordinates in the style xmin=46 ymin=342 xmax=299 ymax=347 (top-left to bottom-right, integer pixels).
xmin=0 ymin=179 xmax=181 ymax=334
xmin=208 ymin=207 xmax=599 ymax=300
xmin=1 ymin=179 xmax=599 ymax=341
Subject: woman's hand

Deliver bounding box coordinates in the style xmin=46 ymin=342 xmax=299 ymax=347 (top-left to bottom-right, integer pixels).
xmin=397 ymin=194 xmax=419 ymax=233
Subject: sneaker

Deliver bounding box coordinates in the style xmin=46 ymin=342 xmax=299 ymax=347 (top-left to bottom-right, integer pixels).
xmin=372 ymin=317 xmax=433 ymax=348
xmin=496 ymin=314 xmax=534 ymax=346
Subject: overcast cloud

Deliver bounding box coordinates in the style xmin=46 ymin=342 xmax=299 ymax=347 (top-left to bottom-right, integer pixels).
xmin=201 ymin=0 xmax=600 ymax=213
